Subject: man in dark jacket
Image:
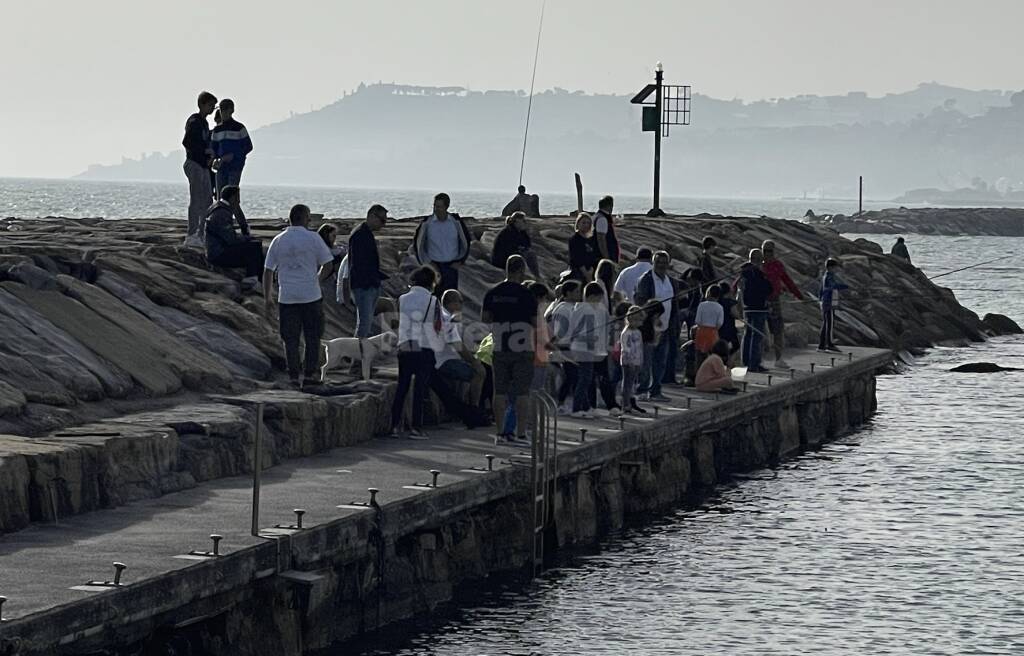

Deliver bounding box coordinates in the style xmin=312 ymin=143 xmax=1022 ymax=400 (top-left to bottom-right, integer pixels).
xmin=490 ymin=212 xmax=540 ymax=277
xmin=347 ymin=204 xmax=389 ymax=338
xmin=211 ymin=98 xmax=254 ymax=196
xmin=593 ymin=195 xmax=620 ymax=263
xmin=412 ymin=192 xmax=473 ymax=296
xmin=204 ymin=185 xmax=263 ymax=288
xmin=738 ymin=249 xmax=774 ymax=373
xmin=501 ymin=185 xmax=541 ymax=218
xmin=183 ymin=91 xmax=218 ymax=248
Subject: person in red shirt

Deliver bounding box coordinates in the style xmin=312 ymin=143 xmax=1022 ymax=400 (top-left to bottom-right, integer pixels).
xmin=760 ymin=240 xmax=804 ymax=369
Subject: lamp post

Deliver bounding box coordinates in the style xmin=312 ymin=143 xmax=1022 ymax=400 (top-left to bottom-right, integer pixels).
xmin=649 ymin=62 xmax=665 ymax=218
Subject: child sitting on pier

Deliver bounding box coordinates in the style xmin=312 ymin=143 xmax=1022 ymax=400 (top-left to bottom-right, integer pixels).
xmin=693 ymin=284 xmax=725 ymax=354
xmin=619 ymin=305 xmax=646 ymax=414
xmin=818 ymin=258 xmax=849 ymax=353
xmin=695 ymin=339 xmax=739 ymax=394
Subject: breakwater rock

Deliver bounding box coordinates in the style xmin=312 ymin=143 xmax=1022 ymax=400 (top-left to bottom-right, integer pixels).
xmin=808 ymin=206 xmax=1024 ymax=236
xmin=0 ymin=213 xmax=1011 ymax=532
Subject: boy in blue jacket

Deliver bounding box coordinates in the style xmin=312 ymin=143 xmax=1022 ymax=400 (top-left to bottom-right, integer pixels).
xmin=818 ymin=258 xmax=849 ymax=352
xmin=211 ymin=99 xmax=254 ymax=196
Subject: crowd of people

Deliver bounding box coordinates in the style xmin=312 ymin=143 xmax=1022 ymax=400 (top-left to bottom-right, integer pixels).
xmin=180 ymin=91 xmax=874 ymax=444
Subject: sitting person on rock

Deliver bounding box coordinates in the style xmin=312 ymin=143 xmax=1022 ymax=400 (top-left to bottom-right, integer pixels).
xmin=695 ymin=339 xmax=738 ymax=394
xmin=890 ymin=237 xmax=912 ymax=264
xmin=501 ymin=184 xmax=540 ymax=218
xmin=204 ymin=184 xmax=263 ymax=288
xmin=491 ymin=211 xmax=540 ymax=278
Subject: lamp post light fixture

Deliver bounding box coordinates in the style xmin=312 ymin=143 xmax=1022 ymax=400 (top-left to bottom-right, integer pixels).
xmin=630 ymin=62 xmax=691 ymax=217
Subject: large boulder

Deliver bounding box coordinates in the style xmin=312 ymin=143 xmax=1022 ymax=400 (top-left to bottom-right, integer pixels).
xmin=982 ymin=313 xmax=1023 ymax=335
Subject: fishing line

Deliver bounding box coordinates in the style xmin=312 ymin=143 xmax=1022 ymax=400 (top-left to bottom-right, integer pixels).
xmin=518 ymin=0 xmax=546 ymax=187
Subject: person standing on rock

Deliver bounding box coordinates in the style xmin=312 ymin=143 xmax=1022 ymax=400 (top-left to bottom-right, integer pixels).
xmin=593 ymin=195 xmax=621 ymax=263
xmin=696 ymin=236 xmax=717 ymax=294
xmin=818 ymin=257 xmax=850 ymax=353
xmin=347 ymin=204 xmax=390 ymax=338
xmin=481 ymin=255 xmax=537 ymax=444
xmin=891 ymin=237 xmax=912 ymax=264
xmin=567 ymin=213 xmax=600 ymax=282
xmin=614 ymin=247 xmax=653 ymax=304
xmin=491 ymin=211 xmax=540 ymax=278
xmin=204 ymin=185 xmax=263 ymax=289
xmin=760 ymin=239 xmax=804 ymax=370
xmin=263 ymin=204 xmax=335 ymax=388
xmin=182 ymin=91 xmax=217 ymax=248
xmin=210 ymin=99 xmax=253 ymax=197
xmin=738 ymin=249 xmax=773 ymax=373
xmin=412 ymin=193 xmax=473 ymax=297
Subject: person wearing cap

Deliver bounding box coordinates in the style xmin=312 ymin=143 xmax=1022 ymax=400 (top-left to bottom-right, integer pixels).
xmin=210 ymin=98 xmax=253 ymax=197
xmin=182 ymin=90 xmax=217 ymax=248
xmin=347 ymin=204 xmax=390 ymax=338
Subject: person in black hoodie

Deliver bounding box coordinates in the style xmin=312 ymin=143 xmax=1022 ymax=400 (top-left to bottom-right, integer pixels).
xmin=738 ymin=249 xmax=774 ymax=373
xmin=204 ymin=185 xmax=263 ymax=288
xmin=348 ymin=204 xmax=389 ymax=338
xmin=182 ymin=91 xmax=217 ymax=248
xmin=490 ymin=212 xmax=539 ymax=277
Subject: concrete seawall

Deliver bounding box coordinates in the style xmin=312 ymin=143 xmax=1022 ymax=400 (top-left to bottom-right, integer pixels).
xmin=0 ymin=348 xmax=887 ymax=655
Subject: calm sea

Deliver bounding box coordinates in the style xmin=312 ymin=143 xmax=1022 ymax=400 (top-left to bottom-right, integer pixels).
xmin=0 ymin=176 xmax=894 ymax=220
xmin=2 ymin=178 xmax=1021 ymax=655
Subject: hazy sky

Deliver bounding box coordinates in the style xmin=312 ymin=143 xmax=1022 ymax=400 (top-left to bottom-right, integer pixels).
xmin=4 ymin=0 xmax=1023 ymax=178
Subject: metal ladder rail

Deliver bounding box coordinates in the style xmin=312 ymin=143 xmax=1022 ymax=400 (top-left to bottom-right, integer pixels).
xmin=530 ymin=391 xmax=558 ymax=577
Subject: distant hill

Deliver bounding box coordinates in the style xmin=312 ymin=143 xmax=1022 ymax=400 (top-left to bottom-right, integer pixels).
xmin=77 ymin=82 xmax=1022 ymax=199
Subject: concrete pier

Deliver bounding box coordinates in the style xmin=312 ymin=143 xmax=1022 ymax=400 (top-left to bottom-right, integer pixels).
xmin=0 ymin=346 xmax=888 ymax=655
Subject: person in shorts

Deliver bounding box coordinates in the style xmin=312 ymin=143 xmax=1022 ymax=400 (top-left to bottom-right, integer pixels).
xmin=481 ymin=255 xmax=537 ymax=445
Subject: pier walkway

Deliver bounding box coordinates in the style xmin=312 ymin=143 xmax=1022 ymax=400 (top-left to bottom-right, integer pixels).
xmin=0 ymin=346 xmax=889 ymax=650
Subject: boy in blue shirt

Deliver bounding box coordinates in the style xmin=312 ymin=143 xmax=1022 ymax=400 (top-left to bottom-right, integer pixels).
xmin=211 ymin=98 xmax=254 ymax=196
xmin=818 ymin=258 xmax=849 ymax=352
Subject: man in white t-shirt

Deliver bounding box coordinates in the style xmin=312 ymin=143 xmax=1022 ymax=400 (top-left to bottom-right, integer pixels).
xmin=263 ymin=204 xmax=335 ymax=386
xmin=613 ymin=246 xmax=654 ymax=304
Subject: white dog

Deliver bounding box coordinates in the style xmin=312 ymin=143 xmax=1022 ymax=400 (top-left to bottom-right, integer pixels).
xmin=321 ymin=331 xmax=398 ymax=382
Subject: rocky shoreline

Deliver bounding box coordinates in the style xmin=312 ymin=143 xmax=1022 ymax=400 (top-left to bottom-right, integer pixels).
xmin=807 ymin=206 xmax=1024 ymax=236
xmin=0 ymin=213 xmax=1018 ymax=533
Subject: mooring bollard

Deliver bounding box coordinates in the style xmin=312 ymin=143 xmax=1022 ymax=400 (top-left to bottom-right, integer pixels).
xmin=619 ymin=416 xmax=626 ymax=430
xmin=831 ymin=357 xmax=836 ymax=367
xmin=810 ymin=363 xmax=816 ymax=373
xmin=686 ymin=397 xmax=692 ymax=409
xmin=485 ymin=454 xmax=495 ymax=471
xmin=579 ymin=428 xmax=587 ymax=443
xmin=654 ymin=406 xmax=660 ymax=419
xmin=790 ymin=369 xmax=795 ymax=379
xmin=209 ymin=534 xmax=223 ymax=557
xmin=715 ymin=392 xmax=720 ymax=401
xmin=767 ymin=374 xmax=773 ymax=386
xmin=367 ymin=488 xmax=379 ymax=506
xmin=848 ymin=352 xmax=854 ymax=362
xmin=293 ymin=509 xmax=306 ymax=530
xmin=0 ymin=595 xmax=7 ymax=622
xmin=430 ymin=470 xmax=440 ymax=487
xmin=112 ymin=562 xmax=127 ymax=586
xmin=742 ymin=382 xmax=748 ymax=392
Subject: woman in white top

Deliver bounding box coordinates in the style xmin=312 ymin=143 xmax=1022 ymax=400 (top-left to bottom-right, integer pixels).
xmin=390 ymin=266 xmax=442 ymax=438
xmin=693 ymin=284 xmax=725 ymax=354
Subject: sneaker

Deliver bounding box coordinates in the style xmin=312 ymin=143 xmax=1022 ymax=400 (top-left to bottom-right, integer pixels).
xmin=826 ymin=345 xmax=843 ymax=353
xmin=387 ymin=428 xmax=404 ymax=439
xmin=638 ymin=392 xmax=651 ymax=402
xmin=630 ymin=400 xmax=648 ymax=414
xmin=816 ymin=347 xmax=829 ymax=353
xmin=570 ymin=411 xmax=593 ymax=419
xmin=557 ymin=404 xmax=573 ymax=417
xmin=773 ymin=358 xmax=789 ymax=369
xmin=184 ymin=234 xmax=205 ymax=249
xmin=648 ymin=393 xmax=670 ymax=402
xmin=494 ymin=433 xmax=513 ymax=446
xmin=511 ymin=435 xmax=531 ymax=447
xmin=608 ymin=407 xmax=623 ymax=418
xmin=407 ymin=428 xmax=428 ymax=440
xmin=748 ymin=366 xmax=771 ymax=374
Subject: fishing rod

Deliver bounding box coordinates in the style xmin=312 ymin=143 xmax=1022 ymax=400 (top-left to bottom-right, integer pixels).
xmin=927 ymin=256 xmax=1007 ymax=281
xmin=518 ymin=0 xmax=546 ymax=187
